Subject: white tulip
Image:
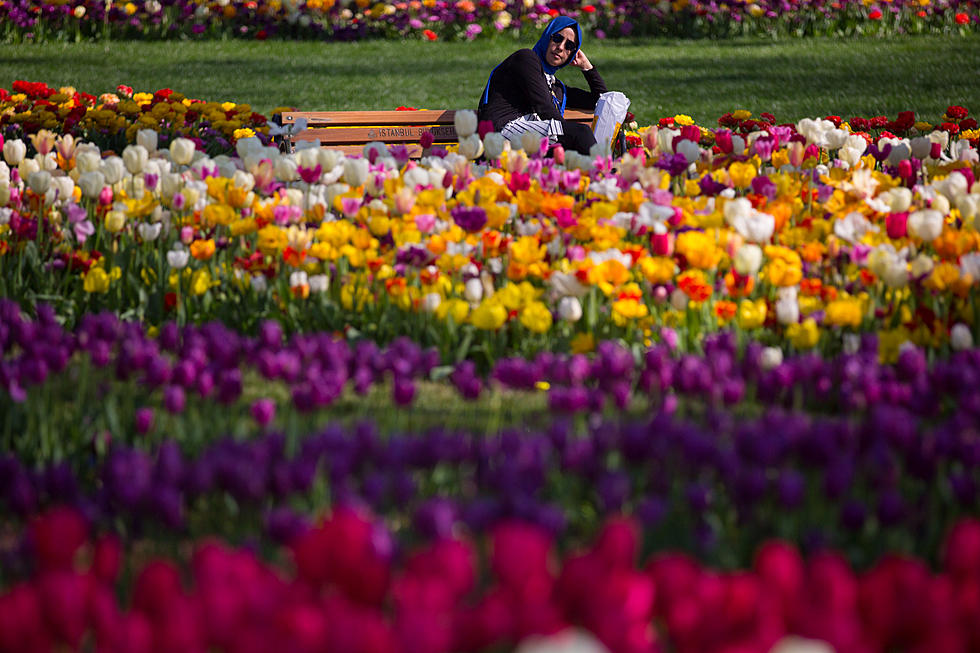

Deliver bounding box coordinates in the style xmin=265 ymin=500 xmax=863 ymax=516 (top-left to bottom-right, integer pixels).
xmin=169 ymin=137 xmax=196 ymax=166
xmin=733 ymin=243 xmax=764 ymax=276
xmin=483 ymin=132 xmax=508 ymax=160
xmin=282 ymin=188 xmax=305 ymax=209
xmin=960 ymin=252 xmax=980 ymax=280
xmin=886 ymin=141 xmax=912 ymax=166
xmin=887 ymin=187 xmax=913 ymax=213
xmin=824 ymin=128 xmax=849 ymax=150
xmin=309 ymin=274 xmax=330 ymax=293
xmin=100 ymin=156 xmax=125 ymax=185
xmin=137 ymin=221 xmax=163 ymax=242
xmin=295 ymin=146 xmax=320 ymax=170
xmin=420 ymin=293 xmax=442 ymax=313
xmin=167 ymin=246 xmax=189 ymax=269
xmin=18 ymin=157 xmax=40 ymax=180
xmin=160 ymin=172 xmax=183 ymax=199
xmin=676 ymin=139 xmax=701 ymax=164
xmin=3 ymin=139 xmax=27 ymax=165
xmin=274 ymin=156 xmax=299 ymax=182
xmin=670 ymin=288 xmax=688 ymax=311
xmin=289 ymin=270 xmax=308 ymax=288
xmin=403 ymin=166 xmax=430 ymax=190
xmin=907 ymin=209 xmax=944 ymax=242
xmin=760 ymin=346 xmax=783 ymax=371
xmin=232 ymin=170 xmax=255 ymax=193
xmin=27 ymin=170 xmax=51 ymax=196
xmin=521 ymin=130 xmax=545 ymax=155
xmin=37 ymin=152 xmax=57 ymax=172
xmin=454 ymin=109 xmax=478 ymax=139
xmin=122 ymin=145 xmax=148 ymax=175
xmin=557 ymin=296 xmax=583 ymax=322
xmin=951 ymin=323 xmax=974 ymax=351
xmin=50 ymin=175 xmax=74 ymax=202
xmin=463 ymin=277 xmax=483 ymax=303
xmin=909 ymin=253 xmax=934 ymax=278
xmin=881 ymin=257 xmax=909 ymax=288
xmin=834 ymin=211 xmax=878 ymax=244
xmin=235 ymin=136 xmax=263 ymax=159
xmin=910 ymin=136 xmax=932 ymax=160
xmin=136 ymin=129 xmax=158 ymax=153
xmin=458 ymin=134 xmax=484 ymax=160
xmin=343 ymin=158 xmax=369 ymax=187
xmin=250 ymin=275 xmax=268 ymax=293
xmin=318 ymin=148 xmax=344 ymax=172
xmin=75 ymin=150 xmax=101 ymax=174
xmin=775 ymin=286 xmax=800 ymax=325
xmin=77 ymin=171 xmax=106 ymax=199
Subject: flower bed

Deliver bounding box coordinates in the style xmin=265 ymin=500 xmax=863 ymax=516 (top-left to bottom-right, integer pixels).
xmin=3 ymin=81 xmax=980 ymax=652
xmin=4 ymin=506 xmax=980 ymax=653
xmin=1 ymin=0 xmax=977 ymax=42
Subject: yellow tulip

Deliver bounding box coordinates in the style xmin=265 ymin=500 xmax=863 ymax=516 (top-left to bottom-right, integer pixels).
xmin=519 ymin=301 xmax=553 ymax=333
xmin=470 ymin=303 xmax=508 ymax=330
xmin=83 ymin=267 xmax=110 ymax=293
xmin=737 ymin=298 xmax=767 ymax=330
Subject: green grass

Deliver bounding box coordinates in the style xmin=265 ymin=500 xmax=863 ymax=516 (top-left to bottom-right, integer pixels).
xmin=2 ymin=34 xmax=979 ymax=124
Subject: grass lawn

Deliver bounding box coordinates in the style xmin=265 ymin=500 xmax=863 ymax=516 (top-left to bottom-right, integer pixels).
xmin=1 ymin=34 xmax=979 ymax=124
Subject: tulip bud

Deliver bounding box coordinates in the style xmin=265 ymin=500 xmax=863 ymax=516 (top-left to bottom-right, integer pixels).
xmin=137 ymin=221 xmax=163 ymax=242
xmin=887 ymin=187 xmax=912 ymax=212
xmin=136 ymin=129 xmax=158 ymax=153
xmin=676 ymin=140 xmax=701 ymax=164
xmin=463 ymin=278 xmax=483 ymax=303
xmin=75 ymin=150 xmax=101 ymax=174
xmin=670 ymin=288 xmax=688 ymax=310
xmin=343 ymin=158 xmax=369 ymax=187
xmin=910 ymin=136 xmax=932 ymax=160
xmin=100 ymin=156 xmax=125 ymax=185
xmin=951 ymin=323 xmax=974 ymax=351
xmin=235 ymin=136 xmax=262 ymax=159
xmin=557 ymin=296 xmax=582 ymax=322
xmin=454 ymin=109 xmax=478 ymax=139
xmin=760 ymin=346 xmax=783 ymax=371
xmin=160 ymin=172 xmax=183 ymax=199
xmin=908 ymin=209 xmax=944 ymax=242
xmin=27 ymin=170 xmax=51 ymax=196
xmin=122 ymin=145 xmax=148 ymax=175
xmin=105 ymin=209 xmax=126 ymax=233
xmin=733 ymin=243 xmax=763 ymax=276
xmin=421 ymin=293 xmax=442 ymax=313
xmin=3 ymin=138 xmax=26 ymax=165
xmin=18 ymin=157 xmax=40 ymax=181
xmin=169 ymin=138 xmax=196 ymax=166
xmin=458 ymin=134 xmax=484 ymax=160
xmin=50 ymin=175 xmax=74 ymax=202
xmin=167 ymin=246 xmax=189 ymax=269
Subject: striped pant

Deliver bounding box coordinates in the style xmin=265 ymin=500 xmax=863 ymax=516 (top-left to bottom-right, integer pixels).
xmin=500 ymin=114 xmax=565 ymax=145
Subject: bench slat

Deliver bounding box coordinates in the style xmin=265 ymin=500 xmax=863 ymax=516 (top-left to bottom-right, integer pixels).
xmin=294 ymin=125 xmax=458 ymax=146
xmin=278 ymin=109 xmax=596 ymax=156
xmin=281 ymin=109 xmax=594 ymax=128
xmin=282 ymin=110 xmax=456 ymax=127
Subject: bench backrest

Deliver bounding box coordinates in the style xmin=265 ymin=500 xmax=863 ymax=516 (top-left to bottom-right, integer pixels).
xmin=279 ymin=109 xmax=594 ymax=157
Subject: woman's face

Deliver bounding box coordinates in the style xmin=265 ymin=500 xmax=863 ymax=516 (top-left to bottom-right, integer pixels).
xmin=545 ymin=26 xmax=577 ymax=68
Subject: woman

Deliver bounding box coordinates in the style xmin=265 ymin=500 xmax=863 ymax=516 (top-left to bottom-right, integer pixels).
xmin=478 ymin=16 xmax=606 ymax=155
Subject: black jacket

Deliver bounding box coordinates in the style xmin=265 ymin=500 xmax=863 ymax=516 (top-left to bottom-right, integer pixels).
xmin=478 ymin=49 xmax=607 ymax=132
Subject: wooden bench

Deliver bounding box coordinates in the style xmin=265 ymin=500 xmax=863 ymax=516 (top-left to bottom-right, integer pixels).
xmin=278 ymin=109 xmax=596 ymax=158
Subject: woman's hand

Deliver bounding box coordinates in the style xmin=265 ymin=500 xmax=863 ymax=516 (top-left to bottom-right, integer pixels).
xmin=571 ymin=50 xmax=593 ymax=71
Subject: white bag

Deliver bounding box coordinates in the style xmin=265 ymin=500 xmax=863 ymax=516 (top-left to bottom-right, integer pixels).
xmin=590 ymin=91 xmax=631 ymax=153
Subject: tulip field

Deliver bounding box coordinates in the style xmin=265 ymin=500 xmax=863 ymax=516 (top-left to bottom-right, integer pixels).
xmin=3 ymin=6 xmax=980 ymax=649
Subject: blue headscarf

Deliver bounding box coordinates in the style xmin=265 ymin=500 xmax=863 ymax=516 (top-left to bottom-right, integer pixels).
xmin=532 ymin=16 xmax=582 ymax=74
